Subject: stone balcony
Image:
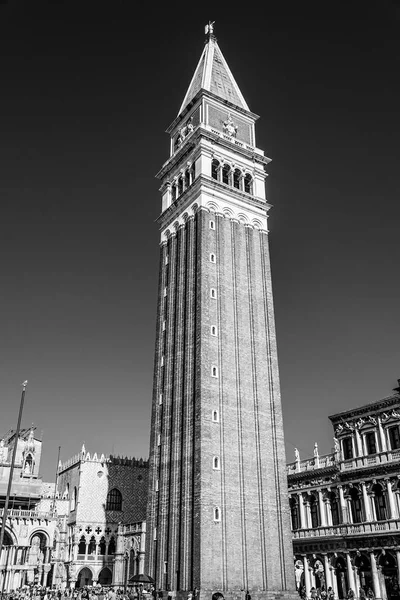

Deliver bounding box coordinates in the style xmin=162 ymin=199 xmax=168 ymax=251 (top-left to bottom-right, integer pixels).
xmin=293 ymin=518 xmax=400 ymax=539
xmin=287 ymin=448 xmax=400 ymax=476
xmin=287 ymin=453 xmax=337 ymax=474
xmin=0 ymin=508 xmax=54 ymax=521
xmin=340 ymin=448 xmax=400 ymax=471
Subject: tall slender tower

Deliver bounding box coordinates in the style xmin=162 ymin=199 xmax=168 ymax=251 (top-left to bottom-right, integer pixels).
xmin=146 ymin=25 xmax=295 ymax=600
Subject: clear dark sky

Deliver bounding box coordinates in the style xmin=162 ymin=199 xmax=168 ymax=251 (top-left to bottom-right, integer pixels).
xmin=1 ymin=2 xmax=399 ymax=480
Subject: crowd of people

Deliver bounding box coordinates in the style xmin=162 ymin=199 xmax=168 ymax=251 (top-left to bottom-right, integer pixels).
xmin=0 ymin=585 xmax=151 ymax=600
xmin=298 ymin=586 xmax=377 ymax=600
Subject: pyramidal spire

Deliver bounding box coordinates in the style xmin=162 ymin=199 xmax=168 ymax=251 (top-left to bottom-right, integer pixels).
xmin=178 ymin=22 xmax=250 ymax=116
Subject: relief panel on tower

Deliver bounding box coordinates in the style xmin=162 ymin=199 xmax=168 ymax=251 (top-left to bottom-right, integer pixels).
xmin=206 ymin=103 xmax=253 ymax=145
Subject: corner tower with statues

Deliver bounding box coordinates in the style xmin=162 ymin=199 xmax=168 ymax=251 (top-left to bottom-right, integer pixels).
xmin=146 ymin=24 xmax=296 ymax=600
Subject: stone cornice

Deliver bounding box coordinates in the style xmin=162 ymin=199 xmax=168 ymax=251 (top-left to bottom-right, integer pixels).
xmin=329 ymin=394 xmax=400 ymax=424
xmin=157 ymin=174 xmax=269 ymax=231
xmin=156 ymin=127 xmax=270 ymax=181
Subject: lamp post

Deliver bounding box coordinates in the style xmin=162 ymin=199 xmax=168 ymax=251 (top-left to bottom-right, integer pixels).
xmin=0 ymin=381 xmax=28 ymax=597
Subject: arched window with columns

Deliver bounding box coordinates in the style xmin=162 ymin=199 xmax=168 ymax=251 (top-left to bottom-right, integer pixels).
xmin=290 ymin=496 xmax=300 ymax=530
xmin=328 ymin=490 xmax=341 ymax=525
xmin=233 ymin=168 xmax=241 ymax=190
xmin=348 ymin=487 xmax=364 ymax=523
xmin=244 ymin=173 xmax=252 ymax=194
xmin=211 ymin=159 xmax=220 ymax=181
xmin=309 ymin=494 xmax=320 ymax=528
xmin=222 ymin=164 xmax=231 ymax=185
xmin=372 ymin=482 xmax=387 ymax=521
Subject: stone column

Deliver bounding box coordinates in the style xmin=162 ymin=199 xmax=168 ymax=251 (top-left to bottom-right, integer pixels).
xmin=370 ymin=552 xmax=382 ymax=600
xmin=331 ymin=567 xmax=339 ymax=600
xmin=361 ymin=482 xmax=372 ymax=521
xmin=378 ymin=418 xmax=387 ymax=452
xmin=323 ymin=554 xmax=332 ymax=591
xmin=386 ymin=479 xmax=397 ymax=519
xmin=325 ymin=498 xmax=333 ymax=526
xmin=370 ymin=494 xmax=377 ymax=521
xmin=298 ymin=493 xmax=306 ymax=529
xmin=346 ymin=553 xmax=356 ymax=596
xmin=355 ymin=429 xmax=363 ymax=456
xmin=338 ymin=486 xmax=349 ymax=523
xmin=396 ymin=551 xmax=400 ymax=590
xmin=303 ymin=556 xmax=311 ymax=598
xmin=318 ymin=490 xmax=327 ymax=526
xmin=305 ymin=499 xmax=312 ymax=529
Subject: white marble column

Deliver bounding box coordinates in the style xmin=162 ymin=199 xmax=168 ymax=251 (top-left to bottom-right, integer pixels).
xmin=305 ymin=500 xmax=312 ymax=529
xmin=323 ymin=554 xmax=332 ymax=591
xmin=331 ymin=567 xmax=339 ymax=599
xmin=319 ymin=490 xmax=327 ymax=526
xmin=378 ymin=418 xmax=387 ymax=452
xmin=386 ymin=479 xmax=397 ymax=519
xmin=339 ymin=486 xmax=349 ymax=523
xmin=325 ymin=498 xmax=333 ymax=526
xmin=355 ymin=429 xmax=363 ymax=456
xmin=396 ymin=551 xmax=400 ymax=591
xmin=361 ymin=482 xmax=372 ymax=521
xmin=346 ymin=553 xmax=356 ymax=595
xmin=303 ymin=556 xmax=311 ymax=598
xmin=370 ymin=552 xmax=382 ymax=600
xmin=298 ymin=493 xmax=306 ymax=529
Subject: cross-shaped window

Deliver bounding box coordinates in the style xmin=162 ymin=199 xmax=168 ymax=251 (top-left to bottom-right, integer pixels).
xmin=85 ymin=527 xmax=92 ymax=535
xmin=105 ymin=527 xmax=112 ymax=536
xmin=95 ymin=527 xmax=102 ymax=535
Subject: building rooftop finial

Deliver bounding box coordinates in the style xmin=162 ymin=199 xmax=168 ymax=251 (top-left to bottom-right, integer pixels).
xmin=205 ymin=21 xmax=216 ymax=41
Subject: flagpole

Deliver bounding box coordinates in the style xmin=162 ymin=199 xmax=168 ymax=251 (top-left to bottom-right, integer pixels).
xmin=0 ymin=380 xmax=28 ymax=594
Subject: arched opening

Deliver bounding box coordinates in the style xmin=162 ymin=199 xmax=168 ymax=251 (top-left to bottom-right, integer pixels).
xmin=379 ymin=552 xmax=398 ymax=600
xmin=99 ymin=536 xmax=106 ymax=556
xmin=106 ymin=488 xmax=122 ymax=511
xmin=185 ymin=169 xmax=190 ymax=189
xmin=294 ymin=559 xmax=304 ymax=592
xmin=177 ymin=176 xmax=184 ymax=196
xmin=213 ymin=456 xmax=220 ymax=470
xmin=77 ymin=567 xmax=93 ymax=588
xmin=334 ymin=557 xmax=348 ymax=600
xmin=372 ymin=483 xmax=387 ymax=521
xmin=309 ymin=494 xmax=320 ymax=528
xmin=214 ymin=507 xmax=220 ymax=521
xmin=233 ymin=169 xmax=241 ymax=189
xmin=313 ymin=559 xmax=325 ymax=590
xmin=290 ymin=497 xmax=300 ymax=530
xmin=348 ymin=487 xmax=364 ymax=523
xmin=328 ymin=491 xmax=341 ymax=525
xmin=88 ymin=535 xmax=96 ymax=555
xmin=98 ymin=567 xmax=112 ymax=586
xmin=108 ymin=537 xmax=116 ymax=556
xmin=129 ymin=548 xmax=137 ymax=579
xmin=24 ymin=453 xmax=33 ymax=474
xmin=1 ymin=530 xmax=13 ymax=570
xmin=78 ymin=536 xmax=86 ymax=557
xmin=355 ymin=554 xmax=372 ymax=594
xmin=211 ymin=159 xmax=220 ymax=181
xmin=222 ymin=164 xmax=231 ymax=185
xmin=244 ymin=174 xmax=252 ymax=194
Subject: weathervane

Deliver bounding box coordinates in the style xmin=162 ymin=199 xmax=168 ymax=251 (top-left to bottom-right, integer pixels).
xmin=205 ymin=21 xmax=215 ymax=36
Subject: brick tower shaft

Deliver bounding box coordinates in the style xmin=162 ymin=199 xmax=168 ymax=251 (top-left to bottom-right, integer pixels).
xmin=146 ymin=26 xmax=296 ymax=600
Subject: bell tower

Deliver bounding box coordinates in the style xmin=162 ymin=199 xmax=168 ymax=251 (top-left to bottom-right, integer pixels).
xmin=146 ymin=24 xmax=296 ymax=600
